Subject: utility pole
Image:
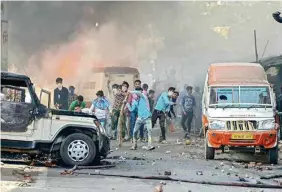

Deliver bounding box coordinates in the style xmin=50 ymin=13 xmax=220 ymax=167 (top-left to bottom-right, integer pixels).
xmin=254 ymin=30 xmax=258 ymax=62
xmin=1 ymin=2 xmax=9 ymax=71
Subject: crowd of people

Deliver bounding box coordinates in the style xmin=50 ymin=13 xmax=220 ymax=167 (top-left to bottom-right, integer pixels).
xmin=53 ymin=77 xmax=203 ymax=151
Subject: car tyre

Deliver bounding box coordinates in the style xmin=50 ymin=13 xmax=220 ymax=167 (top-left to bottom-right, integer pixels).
xmin=269 ymin=145 xmax=278 ymax=165
xmin=60 ymin=133 xmax=96 ymax=166
xmin=205 ymin=136 xmax=215 ymax=160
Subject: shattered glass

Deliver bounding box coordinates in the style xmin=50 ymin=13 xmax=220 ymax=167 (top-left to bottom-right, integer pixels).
xmin=1 ymin=101 xmax=34 ymax=132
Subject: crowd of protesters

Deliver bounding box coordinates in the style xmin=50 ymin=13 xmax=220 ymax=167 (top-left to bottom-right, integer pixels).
xmin=53 ymin=77 xmax=203 ymax=151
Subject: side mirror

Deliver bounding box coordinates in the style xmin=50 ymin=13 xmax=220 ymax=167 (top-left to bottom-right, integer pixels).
xmin=40 ymin=89 xmax=51 ymax=108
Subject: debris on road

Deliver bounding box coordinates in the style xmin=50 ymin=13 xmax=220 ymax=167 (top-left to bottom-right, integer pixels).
xmin=256 ymin=180 xmax=263 ymax=185
xmin=160 ymin=181 xmax=166 ymax=185
xmin=154 ymin=184 xmax=163 ymax=192
xmin=61 ymin=164 xmax=115 ymax=175
xmin=248 ymin=162 xmax=256 ymax=168
xmin=165 ymin=151 xmax=171 ymax=154
xmin=70 ymin=171 xmax=282 ymax=189
xmin=61 ymin=169 xmax=74 ymax=175
xmin=176 ymin=139 xmax=182 ymax=145
xmin=260 ymin=174 xmax=282 ymax=180
xmin=196 ymin=171 xmax=203 ymax=175
xmin=273 ymin=179 xmax=282 ymax=186
xmin=238 ymin=177 xmax=247 ymax=182
xmin=164 ymin=171 xmax=171 ymax=176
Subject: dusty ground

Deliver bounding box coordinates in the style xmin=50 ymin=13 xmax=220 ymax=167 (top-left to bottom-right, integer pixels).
xmin=1 ymin=126 xmax=282 ymax=192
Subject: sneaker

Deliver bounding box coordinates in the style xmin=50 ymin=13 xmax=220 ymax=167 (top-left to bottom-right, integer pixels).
xmin=161 ymin=140 xmax=168 ymax=144
xmin=184 ymin=133 xmax=190 ymax=139
xmin=141 ymin=139 xmax=147 ymax=143
xmin=159 ymin=137 xmax=165 ymax=143
xmin=130 ymin=145 xmax=137 ymax=150
xmin=142 ymin=145 xmax=155 ymax=151
xmin=147 ymin=145 xmax=155 ymax=150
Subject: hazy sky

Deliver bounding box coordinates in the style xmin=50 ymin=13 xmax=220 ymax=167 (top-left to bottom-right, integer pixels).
xmin=5 ymin=1 xmax=282 ymax=88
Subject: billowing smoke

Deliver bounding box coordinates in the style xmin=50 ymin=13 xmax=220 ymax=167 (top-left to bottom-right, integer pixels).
xmin=7 ymin=1 xmax=282 ymax=93
xmin=25 ymin=22 xmax=138 ymax=90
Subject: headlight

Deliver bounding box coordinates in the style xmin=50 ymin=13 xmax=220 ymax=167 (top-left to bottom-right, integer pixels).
xmin=257 ymin=120 xmax=275 ymax=130
xmin=209 ymin=120 xmax=226 ymax=130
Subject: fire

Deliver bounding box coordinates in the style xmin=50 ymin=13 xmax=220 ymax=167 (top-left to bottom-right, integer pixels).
xmin=25 ymin=23 xmax=136 ymax=92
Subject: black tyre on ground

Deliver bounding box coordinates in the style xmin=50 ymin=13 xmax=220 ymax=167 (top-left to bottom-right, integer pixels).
xmin=205 ymin=136 xmax=215 ymax=160
xmin=269 ymin=145 xmax=279 ymax=164
xmin=60 ymin=133 xmax=97 ymax=166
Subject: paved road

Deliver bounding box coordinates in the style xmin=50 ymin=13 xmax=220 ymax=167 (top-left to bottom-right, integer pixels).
xmin=1 ymin=127 xmax=282 ymax=192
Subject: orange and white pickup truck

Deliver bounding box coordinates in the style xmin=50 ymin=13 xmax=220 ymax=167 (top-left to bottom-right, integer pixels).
xmin=202 ymin=63 xmax=279 ymax=164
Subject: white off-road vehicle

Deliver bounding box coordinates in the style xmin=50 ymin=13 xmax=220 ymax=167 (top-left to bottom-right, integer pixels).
xmin=1 ymin=72 xmax=110 ymax=166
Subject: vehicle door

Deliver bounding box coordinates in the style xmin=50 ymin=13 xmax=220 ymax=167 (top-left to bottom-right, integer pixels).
xmin=1 ymin=80 xmax=36 ymax=136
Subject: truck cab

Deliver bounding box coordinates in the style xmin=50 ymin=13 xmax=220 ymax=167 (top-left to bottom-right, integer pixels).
xmin=202 ymin=63 xmax=279 ymax=164
xmin=1 ymin=71 xmax=110 ymax=166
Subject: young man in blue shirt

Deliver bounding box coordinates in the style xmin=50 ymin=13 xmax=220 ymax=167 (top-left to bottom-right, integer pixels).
xmin=152 ymin=87 xmax=176 ymax=143
xmin=181 ymin=86 xmax=196 ymax=138
xmin=126 ymin=87 xmax=155 ymax=150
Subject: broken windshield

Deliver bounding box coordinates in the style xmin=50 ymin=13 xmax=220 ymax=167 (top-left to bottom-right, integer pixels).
xmin=209 ymin=86 xmax=272 ymax=108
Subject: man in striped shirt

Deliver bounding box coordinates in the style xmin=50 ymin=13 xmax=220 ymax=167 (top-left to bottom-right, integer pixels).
xmin=111 ymin=81 xmax=129 ymax=139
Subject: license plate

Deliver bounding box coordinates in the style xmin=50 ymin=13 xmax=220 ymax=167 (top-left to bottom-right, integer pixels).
xmin=231 ymin=133 xmax=254 ymax=140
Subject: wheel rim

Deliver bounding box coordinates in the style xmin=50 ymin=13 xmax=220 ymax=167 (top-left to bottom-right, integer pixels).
xmin=67 ymin=140 xmax=89 ymax=162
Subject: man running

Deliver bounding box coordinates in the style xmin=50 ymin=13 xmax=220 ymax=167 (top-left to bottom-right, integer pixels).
xmin=152 ymin=87 xmax=176 ymax=143
xmin=127 ymin=87 xmax=155 ymax=150
xmin=181 ymin=86 xmax=196 ymax=138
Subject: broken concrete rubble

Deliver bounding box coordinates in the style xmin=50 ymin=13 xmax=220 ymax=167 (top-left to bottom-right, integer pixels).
xmin=196 ymin=171 xmax=203 ymax=175
xmin=164 ymin=171 xmax=171 ymax=176
xmin=154 ymin=184 xmax=163 ymax=192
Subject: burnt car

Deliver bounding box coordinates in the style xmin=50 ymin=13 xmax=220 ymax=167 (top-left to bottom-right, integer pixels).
xmin=1 ymin=71 xmax=110 ymax=166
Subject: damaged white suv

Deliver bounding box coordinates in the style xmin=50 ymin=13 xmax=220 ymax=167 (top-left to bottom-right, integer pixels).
xmin=1 ymin=72 xmax=110 ymax=166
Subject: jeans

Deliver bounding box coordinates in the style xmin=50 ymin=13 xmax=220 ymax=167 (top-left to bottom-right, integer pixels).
xmin=130 ymin=111 xmax=137 ymax=138
xmin=152 ymin=110 xmax=166 ymax=141
xmin=111 ymin=109 xmax=120 ymax=138
xmin=133 ymin=117 xmax=153 ymax=147
xmin=181 ymin=111 xmax=194 ymax=133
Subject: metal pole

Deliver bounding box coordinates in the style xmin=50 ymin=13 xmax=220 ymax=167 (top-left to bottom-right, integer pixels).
xmin=254 ymin=30 xmax=258 ymax=62
xmin=1 ymin=2 xmax=8 ymax=71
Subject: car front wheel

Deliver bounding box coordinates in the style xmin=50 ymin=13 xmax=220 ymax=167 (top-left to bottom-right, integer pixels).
xmin=60 ymin=133 xmax=96 ymax=166
xmin=205 ymin=135 xmax=215 ymax=160
xmin=269 ymin=145 xmax=279 ymax=165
